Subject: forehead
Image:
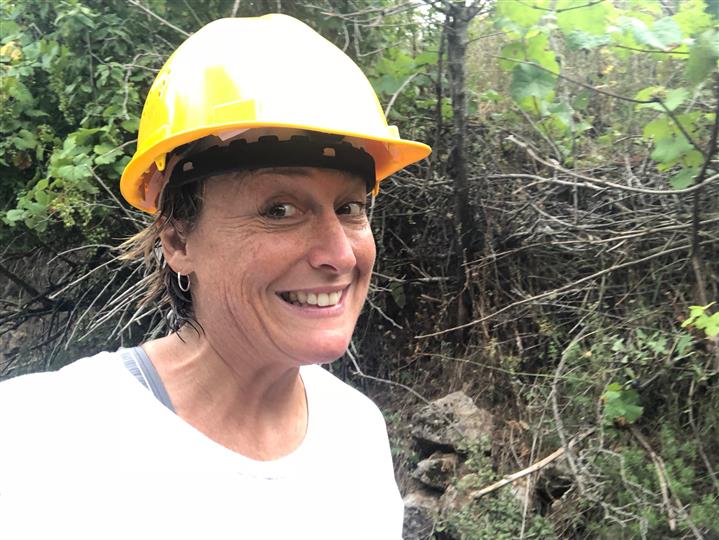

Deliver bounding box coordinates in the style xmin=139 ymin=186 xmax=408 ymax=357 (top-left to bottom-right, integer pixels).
xmin=204 ymin=166 xmax=366 ymax=199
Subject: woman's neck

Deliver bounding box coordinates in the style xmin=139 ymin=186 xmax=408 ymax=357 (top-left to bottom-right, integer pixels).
xmin=141 ymin=331 xmax=308 ymax=460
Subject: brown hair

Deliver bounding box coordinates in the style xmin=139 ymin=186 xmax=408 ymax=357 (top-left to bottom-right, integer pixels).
xmin=119 ymin=176 xmax=205 ymax=332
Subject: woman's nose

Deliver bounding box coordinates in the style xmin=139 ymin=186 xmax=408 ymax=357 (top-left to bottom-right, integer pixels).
xmin=307 ymin=213 xmax=357 ymax=273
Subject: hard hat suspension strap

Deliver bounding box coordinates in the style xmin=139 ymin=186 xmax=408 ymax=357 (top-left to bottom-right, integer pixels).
xmin=168 ymin=135 xmax=376 ymax=192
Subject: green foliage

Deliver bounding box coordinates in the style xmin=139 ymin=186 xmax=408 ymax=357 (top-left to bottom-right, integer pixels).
xmin=682 ymin=302 xmax=719 ymax=337
xmin=488 ymin=0 xmax=719 ymax=178
xmin=436 ymin=445 xmax=555 ymax=540
xmin=601 ymin=382 xmax=644 ymax=426
xmin=686 ymin=29 xmax=719 ymax=84
xmin=0 ymin=0 xmax=158 ymax=237
xmin=439 ymin=491 xmax=556 ymax=540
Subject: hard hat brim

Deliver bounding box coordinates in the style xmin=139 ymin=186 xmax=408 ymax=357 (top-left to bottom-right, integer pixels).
xmin=120 ymin=121 xmax=431 ymax=214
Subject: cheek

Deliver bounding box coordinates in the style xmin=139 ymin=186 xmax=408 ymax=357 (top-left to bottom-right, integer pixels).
xmin=188 ymin=230 xmax=259 ymax=290
xmin=354 ymin=228 xmax=376 ymax=276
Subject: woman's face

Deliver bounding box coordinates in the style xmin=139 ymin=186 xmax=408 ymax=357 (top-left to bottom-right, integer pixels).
xmin=174 ymin=167 xmax=376 ymax=367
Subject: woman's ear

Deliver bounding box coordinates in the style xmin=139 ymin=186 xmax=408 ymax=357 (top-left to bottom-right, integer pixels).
xmin=159 ymin=219 xmax=192 ymax=274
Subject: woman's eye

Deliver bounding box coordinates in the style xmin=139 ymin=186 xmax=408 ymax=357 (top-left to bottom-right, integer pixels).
xmin=263 ymin=203 xmax=298 ymax=219
xmin=337 ymin=202 xmax=366 ymax=216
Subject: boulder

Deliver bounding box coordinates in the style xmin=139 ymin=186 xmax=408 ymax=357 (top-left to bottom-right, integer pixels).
xmin=412 ymin=451 xmax=458 ymax=490
xmin=439 ymin=473 xmax=483 ymax=516
xmin=411 ymin=391 xmax=494 ymax=452
xmin=403 ymin=490 xmax=440 ymax=540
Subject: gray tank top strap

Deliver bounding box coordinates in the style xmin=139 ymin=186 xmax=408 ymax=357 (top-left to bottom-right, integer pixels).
xmin=119 ymin=347 xmax=175 ymax=413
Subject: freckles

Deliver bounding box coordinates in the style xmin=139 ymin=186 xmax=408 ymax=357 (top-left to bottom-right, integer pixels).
xmin=352 ymin=228 xmax=376 ymax=267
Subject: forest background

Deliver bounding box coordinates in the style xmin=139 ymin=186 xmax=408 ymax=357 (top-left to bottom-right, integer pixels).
xmin=2 ymin=0 xmax=719 ymax=538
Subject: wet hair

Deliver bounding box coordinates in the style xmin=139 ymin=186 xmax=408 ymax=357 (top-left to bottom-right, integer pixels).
xmin=119 ymin=172 xmax=206 ymax=333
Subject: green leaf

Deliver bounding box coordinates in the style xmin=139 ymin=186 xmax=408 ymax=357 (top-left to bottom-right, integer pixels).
xmin=547 ymin=101 xmax=573 ymax=128
xmin=72 ymin=127 xmax=103 ymax=146
xmin=602 ymin=385 xmax=644 ymax=426
xmin=510 ymin=63 xmax=556 ymax=102
xmin=636 ymin=87 xmax=688 ymax=112
xmin=34 ymin=189 xmax=51 ymax=207
xmin=635 ymin=85 xmax=664 ymax=102
xmin=651 ymin=136 xmax=693 ymax=164
xmin=682 ymin=149 xmax=704 ymax=168
xmin=572 ymin=90 xmax=591 ymax=111
xmin=120 ymin=117 xmax=140 ymax=133
xmin=0 ymin=20 xmax=21 ymax=38
xmin=480 ymin=89 xmax=502 ymax=103
xmin=664 ymin=88 xmax=689 ymax=111
xmin=495 ymin=0 xmax=545 ymax=29
xmin=93 ymin=143 xmax=114 ymax=155
xmin=12 ymin=129 xmax=37 ymax=150
xmin=686 ymin=30 xmax=719 ymax=85
xmin=674 ymin=0 xmax=713 ymax=36
xmin=57 ymin=164 xmax=92 ymax=182
xmin=695 ymin=312 xmax=719 ymax=336
xmin=499 ymin=42 xmax=527 ymax=71
xmin=670 ymin=167 xmax=698 ymax=189
xmin=675 ymin=334 xmax=694 ymax=356
xmin=6 ymin=79 xmax=33 ymax=105
xmin=5 ymin=208 xmax=26 ymax=224
xmin=643 ymin=117 xmax=672 ymax=140
xmin=557 ymin=0 xmax=614 ymax=34
xmin=94 ymin=147 xmax=121 ymax=165
xmin=621 ymin=16 xmax=682 ymax=50
xmin=62 ymin=136 xmax=77 ymax=153
xmin=24 ymin=109 xmax=49 ymax=118
xmin=414 ymin=51 xmax=437 ymax=67
xmin=647 ymin=335 xmax=667 ymax=355
xmin=649 ymin=17 xmax=683 ymax=48
xmin=525 ymin=33 xmax=560 ymax=72
xmin=566 ymin=30 xmax=611 ymax=51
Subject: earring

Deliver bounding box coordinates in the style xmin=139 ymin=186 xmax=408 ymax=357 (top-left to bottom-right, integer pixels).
xmin=177 ymin=271 xmax=191 ymax=292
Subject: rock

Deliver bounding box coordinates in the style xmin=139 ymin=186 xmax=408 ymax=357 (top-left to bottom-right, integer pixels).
xmin=403 ymin=490 xmax=440 ymax=540
xmin=412 ymin=451 xmax=458 ymax=490
xmin=439 ymin=473 xmax=483 ymax=516
xmin=411 ymin=391 xmax=494 ymax=452
xmin=535 ymin=458 xmax=573 ymax=514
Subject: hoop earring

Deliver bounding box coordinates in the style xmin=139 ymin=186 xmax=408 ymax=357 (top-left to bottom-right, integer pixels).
xmin=177 ymin=271 xmax=191 ymax=293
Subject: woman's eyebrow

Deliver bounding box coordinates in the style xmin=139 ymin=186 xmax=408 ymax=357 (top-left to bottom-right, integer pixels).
xmin=253 ymin=167 xmax=315 ymax=178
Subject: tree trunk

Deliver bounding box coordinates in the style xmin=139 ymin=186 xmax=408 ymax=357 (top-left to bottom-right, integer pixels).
xmin=445 ymin=2 xmax=483 ymax=331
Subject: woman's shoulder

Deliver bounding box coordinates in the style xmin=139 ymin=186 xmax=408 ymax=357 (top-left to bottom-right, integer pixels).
xmin=0 ymin=350 xmax=129 ymax=414
xmin=300 ymin=363 xmax=387 ymax=427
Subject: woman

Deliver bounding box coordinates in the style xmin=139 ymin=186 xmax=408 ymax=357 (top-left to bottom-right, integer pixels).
xmin=0 ymin=14 xmax=430 ymax=539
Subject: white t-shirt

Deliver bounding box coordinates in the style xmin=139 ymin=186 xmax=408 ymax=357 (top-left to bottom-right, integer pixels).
xmin=0 ymin=351 xmax=403 ymax=539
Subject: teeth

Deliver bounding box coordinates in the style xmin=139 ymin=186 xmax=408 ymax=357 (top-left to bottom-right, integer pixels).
xmin=281 ymin=289 xmax=343 ymax=307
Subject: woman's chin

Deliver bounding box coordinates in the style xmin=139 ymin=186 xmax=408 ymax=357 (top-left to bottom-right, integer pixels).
xmin=290 ymin=335 xmax=352 ymax=366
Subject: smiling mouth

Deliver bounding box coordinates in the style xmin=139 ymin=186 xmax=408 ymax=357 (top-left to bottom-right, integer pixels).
xmin=279 ymin=289 xmax=344 ymax=307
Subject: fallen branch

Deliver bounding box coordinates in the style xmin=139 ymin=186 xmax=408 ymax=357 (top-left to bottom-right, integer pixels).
xmin=471 ymin=428 xmax=595 ymax=500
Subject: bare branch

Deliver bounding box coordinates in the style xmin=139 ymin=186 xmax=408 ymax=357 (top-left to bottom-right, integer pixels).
xmin=507 ymin=136 xmax=719 ymax=196
xmin=416 ymin=239 xmax=717 ymax=338
xmin=126 ymin=0 xmax=191 ymax=38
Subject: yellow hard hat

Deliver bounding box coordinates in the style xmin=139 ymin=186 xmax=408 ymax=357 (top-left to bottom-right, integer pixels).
xmin=120 ymin=14 xmax=431 ymax=213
